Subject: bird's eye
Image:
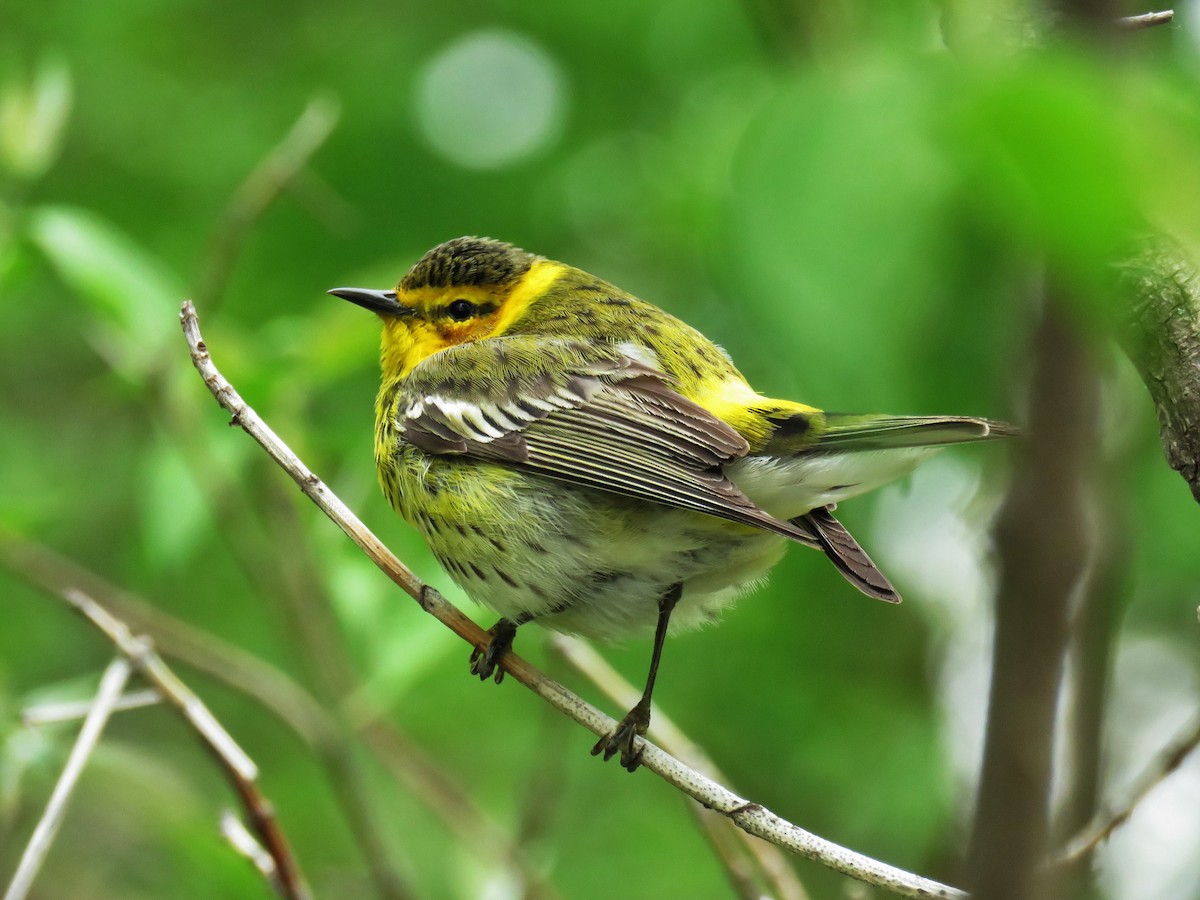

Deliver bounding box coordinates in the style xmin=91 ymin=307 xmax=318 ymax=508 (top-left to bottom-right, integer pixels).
xmin=446 ymin=299 xmax=476 ymax=322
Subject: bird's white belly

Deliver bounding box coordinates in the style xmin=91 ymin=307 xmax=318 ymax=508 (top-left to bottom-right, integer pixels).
xmin=728 ymin=447 xmax=939 ymax=520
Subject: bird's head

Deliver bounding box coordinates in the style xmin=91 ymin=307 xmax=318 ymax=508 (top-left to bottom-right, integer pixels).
xmin=331 ymin=236 xmax=565 ymax=378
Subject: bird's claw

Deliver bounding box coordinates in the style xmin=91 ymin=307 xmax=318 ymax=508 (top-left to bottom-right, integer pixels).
xmin=469 ymin=620 xmax=516 ymax=683
xmin=469 ymin=641 xmax=506 ymax=683
xmin=591 ymin=703 xmax=650 ymax=772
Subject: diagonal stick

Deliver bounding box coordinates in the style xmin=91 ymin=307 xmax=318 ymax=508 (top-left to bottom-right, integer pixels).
xmin=4 ymin=657 xmax=132 ymax=900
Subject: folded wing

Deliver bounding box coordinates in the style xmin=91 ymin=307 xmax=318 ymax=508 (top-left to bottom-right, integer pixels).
xmin=394 ymin=337 xmax=899 ymax=602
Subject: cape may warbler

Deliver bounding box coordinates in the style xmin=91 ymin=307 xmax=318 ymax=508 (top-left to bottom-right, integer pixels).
xmin=332 ymin=236 xmax=1015 ymax=771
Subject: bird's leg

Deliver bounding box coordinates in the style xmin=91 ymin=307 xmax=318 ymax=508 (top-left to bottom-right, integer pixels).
xmin=470 ymin=615 xmax=527 ymax=684
xmin=592 ymin=582 xmax=683 ymax=772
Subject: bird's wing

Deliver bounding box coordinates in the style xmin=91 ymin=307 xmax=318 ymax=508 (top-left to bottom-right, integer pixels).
xmin=394 ymin=336 xmax=821 ymax=546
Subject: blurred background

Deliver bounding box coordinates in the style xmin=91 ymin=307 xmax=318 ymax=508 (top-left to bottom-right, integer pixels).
xmin=3 ymin=1 xmax=1200 ymax=898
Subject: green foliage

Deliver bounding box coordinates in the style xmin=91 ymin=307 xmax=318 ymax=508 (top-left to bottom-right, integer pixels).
xmin=3 ymin=3 xmax=1200 ymax=898
xmin=29 ymin=205 xmax=183 ymax=379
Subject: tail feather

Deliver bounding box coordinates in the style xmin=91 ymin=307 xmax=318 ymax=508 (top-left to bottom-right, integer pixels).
xmin=796 ymin=506 xmax=901 ymax=603
xmin=816 ymin=414 xmax=1020 ymax=450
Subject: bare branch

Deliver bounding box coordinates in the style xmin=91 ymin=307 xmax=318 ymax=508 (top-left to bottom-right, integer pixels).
xmin=180 ymin=299 xmax=968 ymax=900
xmin=221 ymin=810 xmax=285 ymax=895
xmin=22 ymin=688 xmax=161 ymax=727
xmin=61 ymin=588 xmax=261 ymax=782
xmin=20 ymin=582 xmax=311 ymax=900
xmin=966 ymin=294 xmax=1100 ymax=900
xmin=1054 ymin=712 xmax=1200 ymax=865
xmin=1050 ymin=474 xmax=1130 ymax=895
xmin=0 ymin=531 xmax=335 ymax=746
xmin=2 ymin=504 xmax=407 ymax=897
xmin=0 ymin=533 xmax=552 ymax=896
xmin=5 ymin=657 xmax=132 ymax=900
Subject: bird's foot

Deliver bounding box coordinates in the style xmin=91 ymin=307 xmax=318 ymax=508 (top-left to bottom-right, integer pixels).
xmin=469 ymin=619 xmax=518 ymax=684
xmin=591 ymin=700 xmax=650 ymax=772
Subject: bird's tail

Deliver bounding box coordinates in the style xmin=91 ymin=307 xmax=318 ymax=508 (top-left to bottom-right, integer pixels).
xmin=814 ymin=413 xmax=1020 ymax=450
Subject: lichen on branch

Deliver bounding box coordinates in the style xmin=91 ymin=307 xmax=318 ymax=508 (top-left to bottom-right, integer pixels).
xmin=1119 ymin=238 xmax=1200 ymax=503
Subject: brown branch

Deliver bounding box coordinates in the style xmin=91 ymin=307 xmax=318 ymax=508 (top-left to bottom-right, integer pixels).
xmin=26 ymin=582 xmax=311 ymax=900
xmin=180 ymin=299 xmax=968 ymax=899
xmin=965 ymin=294 xmax=1101 ymax=900
xmin=0 ymin=530 xmax=336 ymax=746
xmin=221 ymin=811 xmax=285 ymax=890
xmin=1118 ymin=238 xmax=1200 ymax=504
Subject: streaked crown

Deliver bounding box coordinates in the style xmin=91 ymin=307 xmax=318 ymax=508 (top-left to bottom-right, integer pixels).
xmin=401 ymin=237 xmax=536 ymax=292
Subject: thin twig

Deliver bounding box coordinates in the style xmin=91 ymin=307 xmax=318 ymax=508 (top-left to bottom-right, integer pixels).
xmin=1051 ymin=448 xmax=1132 ymax=895
xmin=5 ymin=657 xmax=132 ymax=900
xmin=180 ymin=299 xmax=968 ymax=900
xmin=193 ymin=94 xmax=341 ymax=313
xmin=0 ymin=530 xmax=334 ymax=747
xmin=22 ymin=688 xmax=162 ymax=727
xmin=1116 ymin=10 xmax=1174 ymax=29
xmin=61 ymin=589 xmax=259 ymax=780
xmin=43 ymin=585 xmax=311 ymax=900
xmin=1054 ymin=712 xmax=1200 ymax=865
xmin=221 ymin=810 xmax=284 ymax=894
xmin=551 ymin=634 xmax=808 ymax=900
xmin=0 ymin=531 xmax=557 ymax=898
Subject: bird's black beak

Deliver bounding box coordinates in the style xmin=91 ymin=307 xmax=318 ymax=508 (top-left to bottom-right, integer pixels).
xmin=327 ymin=287 xmax=410 ymax=316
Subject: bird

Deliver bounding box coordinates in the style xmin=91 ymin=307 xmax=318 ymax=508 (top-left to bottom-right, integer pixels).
xmin=331 ymin=236 xmax=1016 ymax=771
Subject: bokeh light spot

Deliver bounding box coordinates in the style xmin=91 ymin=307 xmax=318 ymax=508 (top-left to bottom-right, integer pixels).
xmin=416 ymin=30 xmax=565 ymax=170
